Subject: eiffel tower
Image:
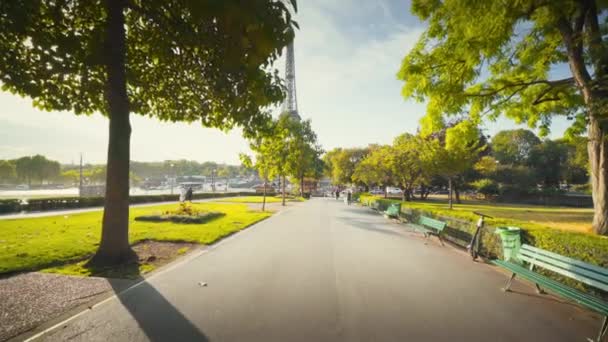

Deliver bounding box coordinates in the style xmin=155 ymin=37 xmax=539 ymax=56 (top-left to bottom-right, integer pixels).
xmin=281 ymin=41 xmax=301 ymax=121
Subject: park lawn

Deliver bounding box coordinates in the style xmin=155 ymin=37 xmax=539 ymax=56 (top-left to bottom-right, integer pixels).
xmin=221 ymin=196 xmax=304 ymax=203
xmin=367 ymin=195 xmax=594 ymax=233
xmin=0 ymin=202 xmax=271 ymax=275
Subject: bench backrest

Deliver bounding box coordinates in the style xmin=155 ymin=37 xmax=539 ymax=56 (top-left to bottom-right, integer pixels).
xmin=517 ymin=244 xmax=608 ymax=292
xmin=417 ymin=216 xmax=447 ymax=232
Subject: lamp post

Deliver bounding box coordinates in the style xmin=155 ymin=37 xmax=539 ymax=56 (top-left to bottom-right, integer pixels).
xmin=211 ymin=169 xmax=216 ymax=193
xmin=170 ymin=163 xmax=175 ymax=195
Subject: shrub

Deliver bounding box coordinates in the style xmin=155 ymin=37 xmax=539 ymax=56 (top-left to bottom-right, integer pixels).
xmin=134 ymin=211 xmax=225 ymax=224
xmin=0 ymin=199 xmax=21 ymax=214
xmin=471 ymin=179 xmax=499 ymax=198
xmin=11 ymin=192 xmax=259 ymax=213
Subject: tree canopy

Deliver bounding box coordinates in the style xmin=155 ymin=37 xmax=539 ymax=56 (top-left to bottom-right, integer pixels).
xmin=398 ymin=0 xmax=608 ymax=234
xmin=0 ymin=0 xmax=298 ymax=264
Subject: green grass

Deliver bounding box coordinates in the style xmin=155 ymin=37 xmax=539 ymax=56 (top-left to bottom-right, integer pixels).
xmin=362 ymin=195 xmax=594 ymax=233
xmin=0 ymin=202 xmax=271 ymax=275
xmin=220 ymin=196 xmax=304 ymax=203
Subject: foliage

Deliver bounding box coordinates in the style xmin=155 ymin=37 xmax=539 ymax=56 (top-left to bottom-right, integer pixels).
xmin=323 ymin=147 xmax=372 ymax=185
xmin=281 ymin=116 xmax=324 ymax=194
xmin=491 ymin=130 xmax=541 ymax=165
xmin=14 ymin=155 xmax=60 ymax=185
xmin=399 ymin=0 xmax=608 ymax=234
xmin=474 ymin=156 xmax=498 ymax=177
xmin=0 ymin=160 xmax=16 ymax=182
xmin=0 ymin=0 xmax=298 ymax=263
xmin=472 ymin=179 xmax=499 ymax=198
xmin=352 ymin=145 xmax=392 ymax=190
xmin=0 ymin=202 xmax=271 ymax=274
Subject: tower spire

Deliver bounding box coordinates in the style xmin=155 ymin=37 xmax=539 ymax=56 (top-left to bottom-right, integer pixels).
xmin=281 ymin=41 xmax=300 ymax=120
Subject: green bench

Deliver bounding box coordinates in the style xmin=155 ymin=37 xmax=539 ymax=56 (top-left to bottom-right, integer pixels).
xmin=493 ymin=244 xmax=608 ymax=342
xmin=410 ymin=215 xmax=447 ymax=246
xmin=384 ymin=203 xmax=401 ymax=219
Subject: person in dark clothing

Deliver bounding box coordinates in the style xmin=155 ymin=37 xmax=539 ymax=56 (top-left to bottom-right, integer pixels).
xmin=335 ymin=190 xmax=340 ymax=200
xmin=185 ymin=187 xmax=194 ymax=202
xmin=347 ymin=191 xmax=352 ymax=205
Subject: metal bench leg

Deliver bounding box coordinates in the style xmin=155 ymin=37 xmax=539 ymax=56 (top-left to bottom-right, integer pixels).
xmin=502 ymin=273 xmax=516 ymax=292
xmin=437 ymin=234 xmax=445 ymax=247
xmin=534 ymin=283 xmax=546 ymax=295
xmin=596 ymin=316 xmax=608 ymax=342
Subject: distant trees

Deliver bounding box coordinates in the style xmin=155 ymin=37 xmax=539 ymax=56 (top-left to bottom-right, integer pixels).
xmin=242 ymin=115 xmax=323 ymax=205
xmin=324 ymin=147 xmax=372 ymax=186
xmin=10 ymin=155 xmax=60 ymax=185
xmin=0 ymin=160 xmax=16 ymax=183
xmin=328 ymin=127 xmax=592 ymax=212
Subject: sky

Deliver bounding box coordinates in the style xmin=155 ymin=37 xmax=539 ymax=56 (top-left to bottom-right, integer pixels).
xmin=0 ymin=0 xmax=572 ymax=165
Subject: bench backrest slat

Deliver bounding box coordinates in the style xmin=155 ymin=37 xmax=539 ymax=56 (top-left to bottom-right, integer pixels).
xmin=518 ymin=244 xmax=608 ymax=292
xmin=418 ymin=216 xmax=446 ymax=231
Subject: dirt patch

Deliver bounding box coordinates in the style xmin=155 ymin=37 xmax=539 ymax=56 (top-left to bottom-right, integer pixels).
xmin=0 ymin=241 xmax=198 ymax=341
xmin=132 ymin=240 xmax=199 ymax=268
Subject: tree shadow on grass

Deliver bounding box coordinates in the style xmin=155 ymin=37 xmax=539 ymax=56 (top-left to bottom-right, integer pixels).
xmin=82 ymin=261 xmax=209 ymax=341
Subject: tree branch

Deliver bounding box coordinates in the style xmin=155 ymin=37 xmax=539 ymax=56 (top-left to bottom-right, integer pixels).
xmin=464 ymin=78 xmax=574 ymax=97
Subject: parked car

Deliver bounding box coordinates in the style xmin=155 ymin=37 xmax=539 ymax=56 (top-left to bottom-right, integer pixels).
xmin=386 ymin=187 xmax=403 ymax=195
xmin=370 ymin=188 xmax=384 ymax=195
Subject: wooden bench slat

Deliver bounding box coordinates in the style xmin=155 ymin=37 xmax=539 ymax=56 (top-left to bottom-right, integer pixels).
xmin=493 ymin=260 xmax=608 ymax=315
xmin=519 ymin=255 xmax=608 ymax=292
xmin=521 ymin=244 xmax=608 ymax=277
xmin=519 ymin=248 xmax=608 ymax=286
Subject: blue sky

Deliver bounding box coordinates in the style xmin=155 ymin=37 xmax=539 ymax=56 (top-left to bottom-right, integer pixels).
xmin=0 ymin=0 xmax=572 ymax=165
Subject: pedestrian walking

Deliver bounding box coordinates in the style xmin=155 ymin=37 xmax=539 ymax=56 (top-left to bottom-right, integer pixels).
xmin=347 ymin=191 xmax=352 ymax=205
xmin=185 ymin=187 xmax=194 ymax=202
xmin=179 ymin=186 xmax=187 ymax=202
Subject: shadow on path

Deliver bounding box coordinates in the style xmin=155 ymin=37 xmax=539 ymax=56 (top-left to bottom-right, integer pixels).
xmin=105 ymin=265 xmax=209 ymax=342
xmin=335 ymin=215 xmax=404 ymax=237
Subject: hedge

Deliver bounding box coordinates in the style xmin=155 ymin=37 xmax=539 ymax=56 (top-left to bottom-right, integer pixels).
xmin=0 ymin=199 xmax=22 ymax=214
xmin=359 ymin=194 xmax=608 ymax=296
xmin=0 ymin=192 xmax=261 ymax=214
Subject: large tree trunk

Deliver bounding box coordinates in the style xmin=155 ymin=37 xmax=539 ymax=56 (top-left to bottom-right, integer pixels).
xmin=448 ymin=178 xmax=453 ymax=209
xmin=89 ymin=0 xmax=135 ymax=266
xmin=262 ymin=180 xmax=267 ymax=211
xmin=588 ymin=116 xmax=608 ymax=234
xmin=455 ymin=187 xmax=461 ymax=204
xmin=281 ymin=175 xmax=286 ymax=206
xmin=300 ymin=176 xmax=304 ymax=197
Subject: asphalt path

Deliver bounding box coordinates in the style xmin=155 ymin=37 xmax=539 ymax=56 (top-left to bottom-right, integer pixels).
xmin=32 ymin=198 xmax=600 ymax=341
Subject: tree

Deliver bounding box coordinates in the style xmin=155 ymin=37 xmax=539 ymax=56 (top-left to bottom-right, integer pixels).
xmin=390 ymin=133 xmax=425 ymax=201
xmin=491 ymin=130 xmax=541 ymax=165
xmin=240 ymin=152 xmax=276 ymax=212
xmin=0 ymin=1 xmax=297 ymax=265
xmin=528 ymin=140 xmax=569 ymax=187
xmin=420 ymin=121 xmax=485 ymax=209
xmin=324 ymin=147 xmax=371 ymax=186
xmin=283 ymin=117 xmax=323 ymax=197
xmin=0 ymin=160 xmax=16 ymax=183
xmin=15 ymin=156 xmax=33 ymax=186
xmin=352 ymin=145 xmax=394 ymax=197
xmin=399 ymin=1 xmax=608 ymax=234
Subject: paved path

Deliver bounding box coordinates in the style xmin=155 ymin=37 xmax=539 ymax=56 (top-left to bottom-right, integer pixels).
xmin=32 ymin=199 xmax=599 ymax=341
